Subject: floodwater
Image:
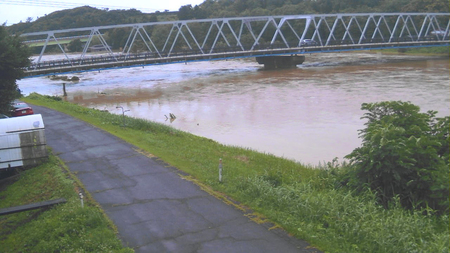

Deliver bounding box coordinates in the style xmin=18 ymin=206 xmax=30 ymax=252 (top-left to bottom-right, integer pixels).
xmin=18 ymin=52 xmax=450 ymax=165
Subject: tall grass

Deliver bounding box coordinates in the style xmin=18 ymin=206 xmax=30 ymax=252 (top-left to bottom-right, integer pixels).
xmin=23 ymin=93 xmax=449 ymax=252
xmin=237 ymin=175 xmax=449 ymax=252
xmin=0 ymin=153 xmax=132 ymax=252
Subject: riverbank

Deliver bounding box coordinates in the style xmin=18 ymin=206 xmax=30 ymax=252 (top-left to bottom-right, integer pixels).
xmin=18 ymin=52 xmax=450 ymax=165
xmin=374 ymin=45 xmax=450 ymax=56
xmin=0 ymin=153 xmax=133 ymax=252
xmin=21 ymin=93 xmax=449 ymax=253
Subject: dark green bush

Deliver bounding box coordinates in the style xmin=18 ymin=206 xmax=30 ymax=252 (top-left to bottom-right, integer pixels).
xmin=28 ymin=92 xmax=61 ymax=101
xmin=345 ymin=101 xmax=449 ymax=213
xmin=43 ymin=94 xmax=62 ymax=101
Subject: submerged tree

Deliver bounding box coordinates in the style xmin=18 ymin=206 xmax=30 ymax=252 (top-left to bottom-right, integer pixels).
xmin=0 ymin=25 xmax=31 ymax=115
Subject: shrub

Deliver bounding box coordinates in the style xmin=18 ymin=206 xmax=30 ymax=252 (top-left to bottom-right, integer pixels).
xmin=43 ymin=95 xmax=62 ymax=101
xmin=345 ymin=101 xmax=449 ymax=213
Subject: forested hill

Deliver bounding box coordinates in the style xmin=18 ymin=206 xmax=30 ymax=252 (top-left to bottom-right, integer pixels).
xmin=6 ymin=6 xmax=166 ymax=35
xmin=7 ymin=0 xmax=449 ymax=34
xmin=179 ymin=0 xmax=449 ymax=20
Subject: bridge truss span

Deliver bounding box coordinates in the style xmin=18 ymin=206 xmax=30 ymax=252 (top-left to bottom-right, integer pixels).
xmin=21 ymin=13 xmax=449 ymax=77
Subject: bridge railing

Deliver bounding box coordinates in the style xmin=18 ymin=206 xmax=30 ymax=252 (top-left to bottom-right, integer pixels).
xmin=20 ymin=13 xmax=449 ymax=76
xmin=25 ymin=37 xmax=448 ymax=76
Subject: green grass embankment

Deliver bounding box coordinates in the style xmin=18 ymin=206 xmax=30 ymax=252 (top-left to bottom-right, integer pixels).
xmin=22 ymin=94 xmax=449 ymax=253
xmin=376 ymin=46 xmax=450 ymax=56
xmin=0 ymin=153 xmax=133 ymax=252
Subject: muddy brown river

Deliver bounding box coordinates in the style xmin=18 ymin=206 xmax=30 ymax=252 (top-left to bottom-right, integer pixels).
xmin=19 ymin=52 xmax=450 ymax=165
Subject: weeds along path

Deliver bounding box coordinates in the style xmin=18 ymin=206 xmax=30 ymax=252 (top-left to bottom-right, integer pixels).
xmin=33 ymin=105 xmax=319 ymax=253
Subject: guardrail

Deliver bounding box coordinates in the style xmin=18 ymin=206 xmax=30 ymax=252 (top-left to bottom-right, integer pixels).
xmin=0 ymin=198 xmax=66 ymax=216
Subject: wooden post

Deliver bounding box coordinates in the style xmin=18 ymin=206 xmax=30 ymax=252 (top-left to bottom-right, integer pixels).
xmin=63 ymin=83 xmax=67 ymax=96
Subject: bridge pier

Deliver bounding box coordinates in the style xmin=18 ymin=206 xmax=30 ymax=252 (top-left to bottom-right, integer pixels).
xmin=255 ymin=55 xmax=305 ymax=70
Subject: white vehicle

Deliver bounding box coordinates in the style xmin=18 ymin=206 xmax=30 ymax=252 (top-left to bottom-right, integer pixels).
xmin=0 ymin=114 xmax=47 ymax=169
xmin=430 ymin=30 xmax=447 ymax=38
xmin=300 ymin=39 xmax=318 ymax=46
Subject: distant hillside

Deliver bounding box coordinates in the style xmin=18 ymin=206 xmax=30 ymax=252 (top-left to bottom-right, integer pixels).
xmin=177 ymin=0 xmax=449 ymax=21
xmin=7 ymin=6 xmax=175 ymax=35
xmin=7 ymin=0 xmax=448 ymax=35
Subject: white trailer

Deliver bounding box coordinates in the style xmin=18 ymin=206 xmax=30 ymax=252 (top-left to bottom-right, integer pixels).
xmin=0 ymin=114 xmax=47 ymax=170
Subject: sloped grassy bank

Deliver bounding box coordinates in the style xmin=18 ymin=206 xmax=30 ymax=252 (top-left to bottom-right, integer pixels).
xmin=381 ymin=46 xmax=450 ymax=55
xmin=0 ymin=153 xmax=133 ymax=252
xmin=23 ymin=93 xmax=449 ymax=253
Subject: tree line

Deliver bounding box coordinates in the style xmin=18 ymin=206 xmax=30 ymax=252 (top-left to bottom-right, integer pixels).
xmin=6 ymin=0 xmax=449 ymax=35
xmin=6 ymin=6 xmax=163 ymax=35
xmin=177 ymin=0 xmax=448 ymax=20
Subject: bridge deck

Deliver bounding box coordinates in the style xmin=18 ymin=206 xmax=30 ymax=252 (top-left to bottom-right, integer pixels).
xmin=25 ymin=40 xmax=448 ymax=77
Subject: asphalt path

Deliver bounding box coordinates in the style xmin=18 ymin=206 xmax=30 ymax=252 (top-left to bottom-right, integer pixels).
xmin=34 ymin=105 xmax=320 ymax=253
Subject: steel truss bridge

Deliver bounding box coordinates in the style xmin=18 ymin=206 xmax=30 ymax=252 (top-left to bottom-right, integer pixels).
xmin=21 ymin=13 xmax=449 ymax=77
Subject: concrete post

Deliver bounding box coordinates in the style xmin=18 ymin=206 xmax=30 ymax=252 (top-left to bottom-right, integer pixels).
xmin=79 ymin=192 xmax=84 ymax=208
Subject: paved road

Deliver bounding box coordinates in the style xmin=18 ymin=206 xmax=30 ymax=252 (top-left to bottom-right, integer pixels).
xmin=34 ymin=106 xmax=319 ymax=253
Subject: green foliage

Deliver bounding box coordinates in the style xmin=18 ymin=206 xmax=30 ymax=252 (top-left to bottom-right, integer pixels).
xmin=237 ymin=176 xmax=449 ymax=253
xmin=42 ymin=94 xmax=63 ymax=101
xmin=67 ymin=38 xmax=83 ymax=52
xmin=5 ymin=202 xmax=130 ymax=252
xmin=400 ymin=46 xmax=449 ymax=55
xmin=0 ymin=154 xmax=132 ymax=252
xmin=108 ymin=28 xmax=132 ymax=50
xmin=0 ymin=25 xmax=31 ymax=115
xmin=178 ymin=5 xmax=207 ymax=20
xmin=402 ymin=0 xmax=450 ymax=12
xmin=7 ymin=0 xmax=449 ymax=37
xmin=345 ymin=101 xmax=449 ymax=213
xmin=24 ymin=94 xmax=450 ymax=252
xmin=187 ymin=0 xmax=449 ymax=19
xmin=7 ymin=6 xmax=160 ymax=35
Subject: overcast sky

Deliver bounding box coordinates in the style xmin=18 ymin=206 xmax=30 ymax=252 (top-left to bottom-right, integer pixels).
xmin=0 ymin=0 xmax=205 ymax=26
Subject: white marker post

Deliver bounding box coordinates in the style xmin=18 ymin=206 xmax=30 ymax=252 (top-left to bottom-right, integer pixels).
xmin=219 ymin=158 xmax=223 ymax=183
xmin=79 ymin=192 xmax=84 ymax=208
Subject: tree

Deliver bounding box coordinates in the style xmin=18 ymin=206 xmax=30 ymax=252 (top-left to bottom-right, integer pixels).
xmin=402 ymin=0 xmax=450 ymax=13
xmin=107 ymin=28 xmax=130 ymax=50
xmin=178 ymin=5 xmax=194 ymax=20
xmin=345 ymin=101 xmax=449 ymax=213
xmin=0 ymin=25 xmax=31 ymax=114
xmin=67 ymin=38 xmax=83 ymax=52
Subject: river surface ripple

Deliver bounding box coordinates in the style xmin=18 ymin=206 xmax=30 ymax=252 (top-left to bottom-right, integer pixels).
xmin=19 ymin=52 xmax=450 ymax=165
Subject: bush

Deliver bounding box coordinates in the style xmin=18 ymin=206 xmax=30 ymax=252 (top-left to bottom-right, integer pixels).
xmin=67 ymin=39 xmax=83 ymax=52
xmin=345 ymin=101 xmax=449 ymax=213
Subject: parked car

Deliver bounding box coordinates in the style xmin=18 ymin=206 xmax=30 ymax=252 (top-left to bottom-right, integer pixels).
xmin=300 ymin=39 xmax=318 ymax=46
xmin=11 ymin=100 xmax=34 ymax=117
